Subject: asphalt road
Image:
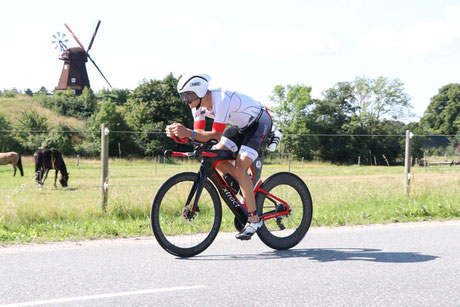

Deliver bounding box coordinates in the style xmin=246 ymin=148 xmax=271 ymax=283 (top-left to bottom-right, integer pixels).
xmin=1 ymin=221 xmax=459 ymax=306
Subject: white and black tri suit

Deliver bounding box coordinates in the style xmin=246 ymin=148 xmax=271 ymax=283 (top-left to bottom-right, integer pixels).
xmin=192 ymin=88 xmax=273 ymax=161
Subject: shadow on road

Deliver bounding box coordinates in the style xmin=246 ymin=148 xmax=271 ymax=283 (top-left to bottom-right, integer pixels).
xmin=189 ymin=248 xmax=438 ymax=263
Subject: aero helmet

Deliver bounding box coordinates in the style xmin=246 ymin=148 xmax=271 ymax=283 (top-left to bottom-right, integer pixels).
xmin=177 ymin=74 xmax=211 ymax=105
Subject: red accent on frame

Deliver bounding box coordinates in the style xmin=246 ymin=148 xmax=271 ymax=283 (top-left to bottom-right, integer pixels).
xmin=172 ymin=152 xmax=188 ymax=157
xmin=260 ymin=210 xmax=289 ymax=221
xmin=194 ymin=120 xmax=206 ymax=130
xmin=172 ymin=135 xmax=184 ymax=144
xmin=212 ymin=122 xmax=226 ymax=132
xmin=249 ymin=165 xmax=255 ymax=183
xmin=265 ymin=110 xmax=273 ymax=121
xmin=254 ymin=188 xmax=291 ymax=221
xmin=202 ymin=152 xmax=217 ymax=157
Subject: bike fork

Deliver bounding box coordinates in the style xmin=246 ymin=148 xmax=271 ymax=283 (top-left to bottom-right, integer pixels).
xmin=185 ymin=159 xmax=208 ymax=213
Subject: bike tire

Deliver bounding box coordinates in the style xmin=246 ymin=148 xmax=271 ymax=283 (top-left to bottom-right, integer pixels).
xmin=256 ymin=172 xmax=313 ymax=250
xmin=151 ymin=172 xmax=222 ymax=257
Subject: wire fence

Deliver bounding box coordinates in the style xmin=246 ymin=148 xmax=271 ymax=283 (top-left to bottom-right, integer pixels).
xmin=1 ymin=128 xmax=459 ymax=137
xmin=1 ymin=128 xmax=459 ymax=202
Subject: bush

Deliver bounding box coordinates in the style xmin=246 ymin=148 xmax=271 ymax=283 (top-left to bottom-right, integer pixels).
xmin=2 ymin=88 xmax=19 ymax=98
xmin=87 ymin=99 xmax=139 ymax=157
xmin=15 ymin=110 xmax=49 ymax=154
xmin=35 ymin=87 xmax=97 ymax=119
xmin=0 ymin=113 xmax=21 ymax=151
xmin=41 ymin=123 xmax=79 ymax=155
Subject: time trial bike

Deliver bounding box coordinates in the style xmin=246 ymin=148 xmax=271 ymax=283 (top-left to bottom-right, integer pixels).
xmin=150 ymin=138 xmax=313 ymax=257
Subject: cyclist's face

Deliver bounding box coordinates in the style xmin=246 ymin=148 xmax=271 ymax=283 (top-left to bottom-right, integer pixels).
xmin=179 ymin=91 xmax=199 ymax=105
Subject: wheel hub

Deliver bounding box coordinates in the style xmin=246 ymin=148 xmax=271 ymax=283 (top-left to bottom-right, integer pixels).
xmin=181 ymin=207 xmax=199 ymax=225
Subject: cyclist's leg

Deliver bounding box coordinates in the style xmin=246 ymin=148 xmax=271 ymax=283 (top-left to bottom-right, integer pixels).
xmin=215 ymin=135 xmax=258 ymax=219
xmin=214 ymin=129 xmax=258 ymax=221
xmin=214 ymin=127 xmax=242 ymax=175
xmin=238 ymin=112 xmax=273 ymax=221
xmin=233 ymin=152 xmax=258 ymax=221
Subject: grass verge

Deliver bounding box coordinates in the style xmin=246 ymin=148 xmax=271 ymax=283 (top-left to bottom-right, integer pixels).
xmin=0 ymin=157 xmax=459 ymax=244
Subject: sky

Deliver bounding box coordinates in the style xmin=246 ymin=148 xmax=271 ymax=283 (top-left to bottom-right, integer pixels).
xmin=1 ymin=0 xmax=459 ymax=121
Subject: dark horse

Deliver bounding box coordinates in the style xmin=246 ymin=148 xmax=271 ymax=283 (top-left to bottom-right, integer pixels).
xmin=34 ymin=149 xmax=69 ymax=187
xmin=0 ymin=152 xmax=24 ymax=176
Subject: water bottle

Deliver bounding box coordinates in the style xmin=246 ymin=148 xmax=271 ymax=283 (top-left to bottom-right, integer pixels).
xmin=267 ymin=129 xmax=282 ymax=152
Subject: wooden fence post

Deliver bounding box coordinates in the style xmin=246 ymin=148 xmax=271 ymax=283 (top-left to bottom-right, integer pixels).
xmin=288 ymin=152 xmax=291 ymax=172
xmin=423 ymin=151 xmax=427 ymax=172
xmin=404 ymin=130 xmax=413 ymax=195
xmin=101 ymin=124 xmax=109 ymax=211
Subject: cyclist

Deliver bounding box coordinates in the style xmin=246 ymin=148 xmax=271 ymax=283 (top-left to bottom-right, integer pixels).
xmin=166 ymin=73 xmax=273 ymax=240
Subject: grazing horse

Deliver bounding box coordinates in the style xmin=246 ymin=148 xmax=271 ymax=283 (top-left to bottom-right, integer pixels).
xmin=33 ymin=149 xmax=69 ymax=187
xmin=0 ymin=152 xmax=24 ymax=176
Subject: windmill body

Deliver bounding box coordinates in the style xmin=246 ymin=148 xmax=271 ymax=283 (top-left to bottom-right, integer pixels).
xmin=56 ymin=47 xmax=90 ymax=95
xmin=52 ymin=20 xmax=111 ymax=95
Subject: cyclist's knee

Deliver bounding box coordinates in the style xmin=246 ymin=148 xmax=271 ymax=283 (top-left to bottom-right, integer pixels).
xmin=215 ymin=143 xmax=229 ymax=150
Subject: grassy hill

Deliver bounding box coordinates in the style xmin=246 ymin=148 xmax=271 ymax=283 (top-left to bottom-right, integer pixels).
xmin=0 ymin=95 xmax=85 ymax=129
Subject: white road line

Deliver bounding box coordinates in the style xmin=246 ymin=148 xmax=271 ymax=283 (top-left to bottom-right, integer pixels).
xmin=1 ymin=285 xmax=208 ymax=306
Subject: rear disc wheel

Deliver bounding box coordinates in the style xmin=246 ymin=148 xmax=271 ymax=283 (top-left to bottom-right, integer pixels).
xmin=256 ymin=172 xmax=313 ymax=250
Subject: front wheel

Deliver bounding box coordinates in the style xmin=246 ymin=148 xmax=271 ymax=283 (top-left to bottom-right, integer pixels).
xmin=151 ymin=172 xmax=222 ymax=257
xmin=256 ymin=172 xmax=313 ymax=250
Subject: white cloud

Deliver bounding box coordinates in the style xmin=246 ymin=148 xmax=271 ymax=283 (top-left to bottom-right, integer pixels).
xmin=235 ymin=25 xmax=339 ymax=60
xmin=443 ymin=5 xmax=460 ymax=21
xmin=359 ymin=6 xmax=460 ymax=57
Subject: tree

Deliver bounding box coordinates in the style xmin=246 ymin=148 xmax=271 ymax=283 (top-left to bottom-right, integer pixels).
xmin=41 ymin=123 xmax=78 ymax=155
xmin=307 ymin=82 xmax=356 ymax=162
xmin=36 ymin=87 xmax=49 ymax=95
xmin=421 ymin=83 xmax=460 ymax=135
xmin=35 ymin=88 xmax=97 ymax=119
xmin=308 ymin=77 xmax=412 ymax=164
xmin=269 ymin=84 xmax=315 ymax=158
xmin=125 ymin=73 xmax=192 ymax=155
xmin=352 ymin=76 xmax=412 ymax=134
xmin=0 ymin=113 xmax=21 ymax=151
xmin=270 ymin=84 xmax=313 ymax=131
xmin=87 ymin=99 xmax=138 ymax=157
xmin=2 ymin=88 xmax=19 ymax=98
xmin=15 ymin=110 xmax=49 ymax=154
xmin=97 ymin=88 xmax=131 ymax=106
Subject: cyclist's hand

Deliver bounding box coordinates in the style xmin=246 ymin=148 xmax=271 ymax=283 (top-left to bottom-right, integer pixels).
xmin=165 ymin=124 xmax=174 ymax=138
xmin=170 ymin=123 xmax=189 ymax=138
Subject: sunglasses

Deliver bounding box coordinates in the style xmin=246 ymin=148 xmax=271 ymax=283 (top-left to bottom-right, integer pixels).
xmin=179 ymin=91 xmax=199 ymax=104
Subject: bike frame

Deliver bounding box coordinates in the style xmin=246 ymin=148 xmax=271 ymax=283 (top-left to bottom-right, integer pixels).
xmin=170 ymin=149 xmax=292 ymax=225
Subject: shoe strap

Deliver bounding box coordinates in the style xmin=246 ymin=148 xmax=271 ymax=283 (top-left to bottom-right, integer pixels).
xmin=245 ymin=220 xmax=262 ymax=231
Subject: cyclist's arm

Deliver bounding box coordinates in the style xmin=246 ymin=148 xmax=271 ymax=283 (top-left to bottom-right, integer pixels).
xmin=189 ymin=128 xmax=223 ymax=142
xmin=168 ymin=123 xmax=224 ymax=142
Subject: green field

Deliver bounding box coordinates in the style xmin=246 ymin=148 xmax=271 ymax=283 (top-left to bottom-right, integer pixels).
xmin=0 ymin=156 xmax=459 ymax=245
xmin=0 ymin=96 xmax=84 ymax=128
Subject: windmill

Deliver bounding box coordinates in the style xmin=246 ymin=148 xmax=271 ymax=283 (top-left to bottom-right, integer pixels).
xmin=52 ymin=20 xmax=112 ymax=95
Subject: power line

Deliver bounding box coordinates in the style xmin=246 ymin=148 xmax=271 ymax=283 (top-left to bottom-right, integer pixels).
xmin=0 ymin=129 xmax=458 ymax=137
